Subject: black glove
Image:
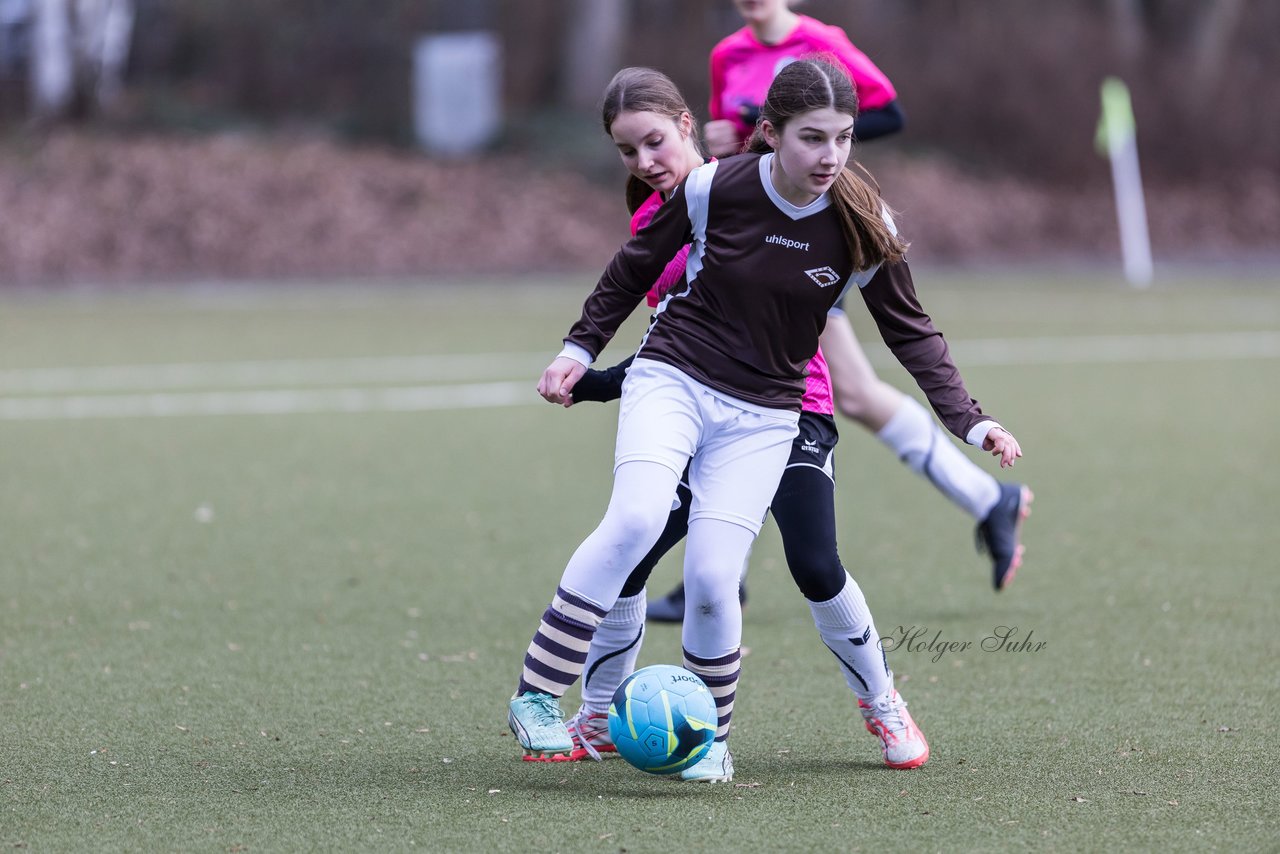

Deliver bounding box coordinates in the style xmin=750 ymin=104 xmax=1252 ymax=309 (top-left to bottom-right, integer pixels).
xmin=569 ymin=356 xmax=634 ymax=404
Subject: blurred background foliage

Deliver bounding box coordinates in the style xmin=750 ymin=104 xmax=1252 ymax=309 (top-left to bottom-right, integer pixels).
xmin=82 ymin=0 xmax=1273 ymax=184
xmin=0 ymin=0 xmax=1274 ymax=283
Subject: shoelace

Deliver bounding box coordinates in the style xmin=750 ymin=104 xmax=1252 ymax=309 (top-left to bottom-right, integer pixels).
xmin=567 ymin=712 xmax=604 ymax=762
xmin=524 ymin=693 xmax=565 ymax=728
xmin=870 ymin=694 xmax=910 ymax=737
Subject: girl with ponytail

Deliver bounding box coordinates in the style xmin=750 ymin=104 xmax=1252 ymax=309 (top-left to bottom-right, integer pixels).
xmin=648 ymin=51 xmax=1031 ymax=625
xmin=507 ymin=58 xmax=1021 ymax=782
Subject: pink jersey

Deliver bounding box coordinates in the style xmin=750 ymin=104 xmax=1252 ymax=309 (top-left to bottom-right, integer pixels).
xmin=709 ymin=14 xmax=897 ymax=143
xmin=632 ymin=192 xmax=689 ymax=310
xmin=631 ymin=190 xmax=834 ymax=416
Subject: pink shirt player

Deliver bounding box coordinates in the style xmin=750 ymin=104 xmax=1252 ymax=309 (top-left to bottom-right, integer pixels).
xmin=709 ymin=14 xmax=897 ymax=144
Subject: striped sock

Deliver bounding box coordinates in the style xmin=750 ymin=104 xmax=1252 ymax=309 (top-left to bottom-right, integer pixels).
xmin=516 ymin=587 xmax=608 ymax=698
xmin=684 ymin=648 xmax=740 ymax=742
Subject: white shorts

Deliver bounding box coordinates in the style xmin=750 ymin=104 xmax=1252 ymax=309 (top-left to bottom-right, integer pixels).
xmin=614 ymin=359 xmax=799 ymax=535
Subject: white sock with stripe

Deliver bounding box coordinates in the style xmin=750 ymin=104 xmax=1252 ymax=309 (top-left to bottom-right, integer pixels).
xmin=580 ymin=592 xmax=646 ymax=715
xmin=877 ymin=396 xmax=1000 ymax=520
xmin=808 ymin=572 xmax=892 ymax=701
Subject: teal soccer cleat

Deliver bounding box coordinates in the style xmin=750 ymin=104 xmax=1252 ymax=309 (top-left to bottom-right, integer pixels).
xmin=508 ymin=692 xmax=572 ymax=760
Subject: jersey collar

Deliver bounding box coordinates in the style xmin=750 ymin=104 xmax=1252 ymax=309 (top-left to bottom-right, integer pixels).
xmin=758 ymin=153 xmax=832 ymax=220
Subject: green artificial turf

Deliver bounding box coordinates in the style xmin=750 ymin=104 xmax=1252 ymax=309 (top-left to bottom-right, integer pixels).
xmin=2 ymin=272 xmax=1277 ymax=852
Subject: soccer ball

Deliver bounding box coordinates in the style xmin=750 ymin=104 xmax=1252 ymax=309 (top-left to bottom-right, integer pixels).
xmin=607 ymin=664 xmax=717 ymax=774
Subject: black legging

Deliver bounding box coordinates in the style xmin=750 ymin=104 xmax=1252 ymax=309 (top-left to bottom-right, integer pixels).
xmin=617 ymin=463 xmax=847 ymax=603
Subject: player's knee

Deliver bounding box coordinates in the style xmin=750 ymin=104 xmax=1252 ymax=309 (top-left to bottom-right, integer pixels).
xmin=603 ymin=501 xmax=670 ymax=547
xmin=787 ymin=550 xmax=845 ymax=601
xmin=683 ymin=558 xmax=744 ymax=611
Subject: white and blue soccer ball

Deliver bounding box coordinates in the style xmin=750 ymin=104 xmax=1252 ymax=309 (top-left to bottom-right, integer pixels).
xmin=607 ymin=664 xmax=717 ymax=774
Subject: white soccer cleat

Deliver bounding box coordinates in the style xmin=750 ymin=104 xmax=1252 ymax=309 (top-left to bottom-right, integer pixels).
xmin=679 ymin=740 xmax=734 ymax=783
xmin=858 ymin=689 xmax=929 ymax=769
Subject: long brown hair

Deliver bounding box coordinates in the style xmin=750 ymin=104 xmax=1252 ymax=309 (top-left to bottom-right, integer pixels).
xmin=601 ymin=67 xmax=705 ymax=215
xmin=746 ymin=57 xmax=908 ymax=269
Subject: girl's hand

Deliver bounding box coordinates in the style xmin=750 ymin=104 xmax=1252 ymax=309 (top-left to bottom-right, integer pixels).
xmin=704 ymin=119 xmax=742 ymax=157
xmin=983 ymin=426 xmax=1022 ymax=468
xmin=537 ymin=357 xmax=587 ymax=406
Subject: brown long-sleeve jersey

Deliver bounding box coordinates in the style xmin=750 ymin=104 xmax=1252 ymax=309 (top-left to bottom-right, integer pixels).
xmin=564 ymin=153 xmax=991 ymax=441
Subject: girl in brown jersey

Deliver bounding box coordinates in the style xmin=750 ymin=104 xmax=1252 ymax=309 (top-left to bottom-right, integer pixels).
xmin=643 ymin=1 xmax=1032 ymax=627
xmin=507 ymin=58 xmax=1021 ymax=782
xmin=551 ymin=66 xmax=934 ymax=777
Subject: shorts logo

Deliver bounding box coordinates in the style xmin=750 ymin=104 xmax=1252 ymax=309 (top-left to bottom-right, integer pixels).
xmin=801 ymin=439 xmax=820 ymax=455
xmin=805 ymin=266 xmax=841 ymax=287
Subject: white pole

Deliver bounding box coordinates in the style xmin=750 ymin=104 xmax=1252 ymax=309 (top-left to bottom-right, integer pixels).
xmin=1108 ymin=133 xmax=1153 ymax=287
xmin=29 ymin=0 xmax=74 ymax=119
xmin=1097 ymin=78 xmax=1153 ymax=287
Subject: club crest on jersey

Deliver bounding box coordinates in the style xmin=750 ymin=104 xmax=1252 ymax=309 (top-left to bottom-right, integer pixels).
xmin=805 ymin=266 xmax=841 ymax=287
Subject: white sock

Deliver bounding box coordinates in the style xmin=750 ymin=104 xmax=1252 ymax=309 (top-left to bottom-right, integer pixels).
xmin=808 ymin=573 xmax=892 ymax=701
xmin=579 ymin=592 xmax=646 ymax=715
xmin=877 ymin=396 xmax=1000 ymax=520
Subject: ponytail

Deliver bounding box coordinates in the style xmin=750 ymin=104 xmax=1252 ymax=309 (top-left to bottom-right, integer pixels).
xmin=624 ymin=175 xmax=653 ymax=215
xmin=830 ymin=164 xmax=908 ymax=270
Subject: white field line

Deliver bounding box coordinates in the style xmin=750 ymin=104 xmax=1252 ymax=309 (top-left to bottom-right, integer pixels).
xmin=0 ymin=331 xmax=1276 ymax=421
xmin=0 ymin=383 xmax=535 ymax=420
xmin=0 ymin=352 xmax=550 ymax=394
xmin=947 ymin=331 xmax=1280 ymax=366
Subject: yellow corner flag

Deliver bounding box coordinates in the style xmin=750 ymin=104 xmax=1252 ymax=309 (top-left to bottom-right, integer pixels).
xmin=1095 ymin=77 xmax=1152 ymax=286
xmin=1095 ymin=76 xmax=1137 ymax=156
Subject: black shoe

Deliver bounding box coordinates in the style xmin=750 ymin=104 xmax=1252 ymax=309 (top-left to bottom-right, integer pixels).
xmin=646 ymin=584 xmax=685 ymax=623
xmin=975 ymin=483 xmax=1034 ymax=591
xmin=645 ymin=581 xmax=748 ymax=624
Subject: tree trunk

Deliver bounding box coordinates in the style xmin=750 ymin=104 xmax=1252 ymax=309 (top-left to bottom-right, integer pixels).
xmin=29 ymin=0 xmax=73 ymax=118
xmin=28 ymin=0 xmax=132 ymax=119
xmin=82 ymin=0 xmax=134 ymax=111
xmin=1189 ymin=0 xmax=1247 ymax=103
xmin=1105 ymin=0 xmax=1144 ymax=69
xmin=562 ymin=0 xmax=627 ymax=110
